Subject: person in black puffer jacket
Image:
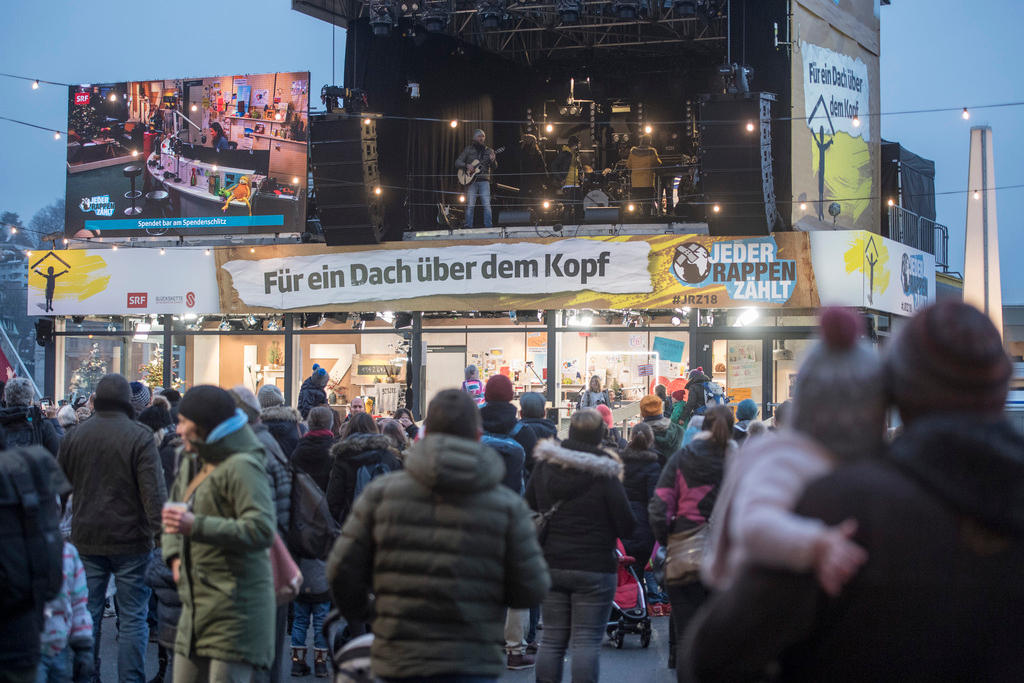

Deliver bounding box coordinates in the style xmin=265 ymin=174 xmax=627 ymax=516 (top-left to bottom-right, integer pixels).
xmin=680 ymin=368 xmax=712 ymax=426
xmin=291 ymin=406 xmax=334 ymax=491
xmin=526 ymin=409 xmax=635 ymax=683
xmin=326 ymin=413 xmax=403 ymax=525
xmin=480 ymin=376 xmax=537 ymax=491
xmin=258 ymin=385 xmax=303 ymax=460
xmin=619 ymin=422 xmax=662 ymax=584
xmin=297 ymin=365 xmax=330 ymax=419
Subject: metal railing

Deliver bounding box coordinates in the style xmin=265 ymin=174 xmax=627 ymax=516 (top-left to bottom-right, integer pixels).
xmin=887 ymin=205 xmax=950 ymax=272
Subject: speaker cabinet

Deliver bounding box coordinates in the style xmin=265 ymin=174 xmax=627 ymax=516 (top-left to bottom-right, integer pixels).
xmin=699 ymin=93 xmax=778 ymax=236
xmin=310 ymin=115 xmax=385 ymax=245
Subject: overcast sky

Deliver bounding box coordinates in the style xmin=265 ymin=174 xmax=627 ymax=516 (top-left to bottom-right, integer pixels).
xmin=0 ymin=0 xmax=1021 ymax=302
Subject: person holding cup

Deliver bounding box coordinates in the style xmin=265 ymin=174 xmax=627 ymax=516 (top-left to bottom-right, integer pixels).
xmin=161 ymin=385 xmax=277 ymax=683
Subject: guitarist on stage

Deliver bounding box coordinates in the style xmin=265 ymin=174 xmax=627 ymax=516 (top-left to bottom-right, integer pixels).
xmin=455 ymin=129 xmax=498 ymax=228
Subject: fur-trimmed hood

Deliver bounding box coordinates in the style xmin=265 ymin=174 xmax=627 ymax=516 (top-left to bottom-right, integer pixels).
xmin=260 ymin=405 xmax=302 ymax=424
xmin=534 ymin=439 xmax=623 ymax=479
xmin=331 ymin=432 xmax=401 ymax=465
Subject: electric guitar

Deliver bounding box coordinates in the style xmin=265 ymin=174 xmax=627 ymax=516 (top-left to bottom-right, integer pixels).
xmin=457 ymin=146 xmax=505 ymax=185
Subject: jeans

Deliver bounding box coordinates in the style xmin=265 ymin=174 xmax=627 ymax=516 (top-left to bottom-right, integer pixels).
xmin=171 ymin=654 xmax=253 ymax=683
xmin=290 ymin=601 xmax=329 ymax=650
xmin=536 ymin=569 xmax=617 ymax=683
xmin=465 ymin=180 xmax=492 ymax=228
xmin=504 ymin=609 xmax=528 ymax=654
xmin=36 ymin=650 xmax=71 ymax=683
xmin=80 ymin=552 xmax=152 ymax=683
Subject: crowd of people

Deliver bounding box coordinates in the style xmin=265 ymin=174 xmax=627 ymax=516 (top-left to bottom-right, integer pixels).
xmin=1 ymin=300 xmax=1022 ymax=683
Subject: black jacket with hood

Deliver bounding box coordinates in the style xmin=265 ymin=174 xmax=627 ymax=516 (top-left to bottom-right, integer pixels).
xmin=521 ymin=416 xmax=558 ymax=444
xmin=326 ymin=433 xmax=403 ymax=524
xmin=526 ymin=439 xmax=635 ymax=574
xmin=0 ymin=405 xmax=60 ymax=456
xmin=297 ymin=377 xmax=328 ymax=419
xmin=684 ymin=416 xmax=1024 ymax=683
xmin=291 ymin=430 xmax=335 ymax=492
xmin=648 ymin=433 xmax=728 ymax=546
xmin=620 ymin=446 xmax=661 ymax=560
xmin=681 ymin=371 xmax=712 ymax=425
xmin=260 ymin=405 xmax=302 ymax=459
xmin=480 ymin=401 xmax=538 ymax=488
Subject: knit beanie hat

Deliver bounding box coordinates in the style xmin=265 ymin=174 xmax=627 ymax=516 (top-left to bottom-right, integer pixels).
xmin=311 ymin=364 xmax=330 ymax=388
xmin=94 ymin=374 xmax=132 ymax=411
xmin=229 ymin=385 xmax=261 ymax=423
xmin=159 ymin=388 xmax=182 ymax=405
xmin=671 ymin=389 xmax=686 ymax=402
xmin=640 ymin=394 xmax=663 ymax=418
xmin=178 ymin=385 xmax=239 ymax=438
xmin=736 ymin=398 xmax=759 ymax=421
xmin=484 ymin=374 xmax=514 ymax=403
xmin=257 ymin=384 xmax=284 ymax=409
xmin=687 ymin=368 xmax=703 ymax=381
xmin=595 ymin=403 xmax=615 ymax=429
xmin=885 ymin=301 xmax=1011 ymax=424
xmin=129 ymin=381 xmax=151 ymax=413
xmin=138 ymin=405 xmax=172 ymax=432
xmin=791 ymin=308 xmax=885 ymax=462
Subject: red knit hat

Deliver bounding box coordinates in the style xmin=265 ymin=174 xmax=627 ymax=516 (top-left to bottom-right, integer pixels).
xmin=595 ymin=403 xmax=614 ymax=428
xmin=484 ymin=374 xmax=514 ymax=403
xmin=885 ymin=301 xmax=1011 ymax=423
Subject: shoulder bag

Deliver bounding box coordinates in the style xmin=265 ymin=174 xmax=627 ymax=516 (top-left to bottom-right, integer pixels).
xmin=664 ymin=524 xmax=709 ymax=585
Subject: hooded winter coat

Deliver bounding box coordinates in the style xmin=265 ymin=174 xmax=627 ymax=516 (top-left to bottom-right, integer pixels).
xmin=260 ymin=405 xmax=302 ymax=459
xmin=684 ymin=416 xmax=1024 ymax=682
xmin=290 ymin=430 xmax=335 ymax=491
xmin=680 ymin=371 xmax=712 ymax=425
xmin=0 ymin=405 xmax=60 ymax=456
xmin=620 ymin=446 xmax=661 ymax=564
xmin=325 ymin=433 xmax=403 ymax=524
xmin=327 ymin=433 xmax=550 ymax=679
xmin=162 ymin=419 xmax=276 ymax=669
xmin=525 ymin=439 xmax=635 ymax=574
xmin=297 ymin=377 xmax=328 ymax=419
xmin=648 ymin=433 xmax=729 ymax=546
xmin=521 ymin=416 xmax=558 ymax=444
xmin=645 ymin=415 xmax=685 ymax=464
xmin=251 ymin=422 xmax=292 ymax=535
xmin=59 ymin=403 xmax=166 ymax=556
xmin=480 ymin=401 xmax=538 ymax=486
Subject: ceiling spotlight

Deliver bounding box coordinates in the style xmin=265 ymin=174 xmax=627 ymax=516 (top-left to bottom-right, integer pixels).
xmin=109 ymin=93 xmax=117 ymax=101
xmin=559 ymin=107 xmax=568 ymax=116
xmin=423 ymin=4 xmax=449 ymax=32
xmin=644 ymin=125 xmax=653 ymax=135
xmin=132 ymin=149 xmax=139 ymax=157
xmin=32 ymin=80 xmax=40 ymax=90
xmin=672 ymin=0 xmax=696 ymax=15
xmin=671 ymin=316 xmax=681 ymax=326
xmin=612 ymin=0 xmax=639 ymax=20
xmin=458 ymin=194 xmax=466 ymax=203
xmin=745 ymin=121 xmax=755 ymax=132
xmin=54 ymin=132 xmax=61 ymax=140
xmin=477 ymin=0 xmax=505 ymax=30
xmin=191 ymin=104 xmax=197 ymax=112
xmin=627 ymin=203 xmax=635 ymax=212
xmin=962 ymin=107 xmax=970 ymax=120
xmin=852 ymin=115 xmax=861 ymax=128
xmin=211 ymin=165 xmax=218 ymax=171
xmin=556 ymin=0 xmax=581 ymax=23
xmin=712 ymin=204 xmax=721 ymax=213
xmin=219 ymin=319 xmax=231 ymax=331
xmin=545 ymin=123 xmax=554 ymax=133
xmin=370 ymin=0 xmax=395 ymax=35
xmin=542 ymin=200 xmax=551 ymax=210
xmin=374 ymin=186 xmax=383 ymax=195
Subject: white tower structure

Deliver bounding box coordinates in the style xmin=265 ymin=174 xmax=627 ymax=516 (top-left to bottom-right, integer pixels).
xmin=963 ymin=125 xmax=1003 ymax=335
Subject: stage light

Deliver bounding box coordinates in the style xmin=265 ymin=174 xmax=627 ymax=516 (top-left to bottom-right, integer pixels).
xmin=612 ymin=0 xmax=639 ymax=19
xmin=423 ymin=3 xmax=449 ymax=32
xmin=745 ymin=121 xmax=755 ymax=132
xmin=644 ymin=125 xmax=653 ymax=134
xmin=32 ymin=80 xmax=39 ymax=90
xmin=219 ymin=319 xmax=231 ymax=331
xmin=458 ymin=194 xmax=466 ymax=203
xmin=370 ymin=0 xmax=395 ymax=35
xmin=292 ymin=177 xmax=300 ymax=184
xmin=712 ymin=204 xmax=721 ymax=213
xmin=545 ymin=123 xmax=554 ymax=133
xmin=477 ymin=0 xmax=505 ymax=30
xmin=556 ymin=0 xmax=581 ymax=23
xmin=559 ymin=107 xmax=568 ymax=116
xmin=53 ymin=132 xmax=61 ymax=140
xmin=374 ymin=186 xmax=383 ymax=195
xmin=887 ymin=198 xmax=894 ymax=207
xmin=109 ymin=93 xmax=117 ymax=101
xmin=673 ymin=0 xmax=696 ymax=15
xmin=962 ymin=107 xmax=970 ymax=120
xmin=542 ymin=200 xmax=551 ymax=210
xmin=852 ymin=115 xmax=861 ymax=127
xmin=363 ymin=118 xmax=371 ymax=125
xmin=799 ymin=202 xmax=807 ymax=211
xmin=627 ymin=203 xmax=635 ymax=212
xmin=973 ymin=190 xmax=980 ymax=200
xmin=671 ymin=316 xmax=681 ymax=326
xmin=191 ymin=104 xmax=197 ymax=112
xmin=449 ymin=119 xmax=458 ymax=128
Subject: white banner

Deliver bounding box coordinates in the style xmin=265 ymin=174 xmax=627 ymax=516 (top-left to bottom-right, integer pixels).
xmin=802 ymin=41 xmax=871 ymax=142
xmin=810 ymin=231 xmax=935 ymax=317
xmin=221 ymin=238 xmax=653 ymax=309
xmin=27 ymin=248 xmax=220 ymax=315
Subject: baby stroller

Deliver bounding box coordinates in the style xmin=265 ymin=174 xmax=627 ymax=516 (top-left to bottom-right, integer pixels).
xmin=606 ymin=540 xmax=652 ymax=648
xmin=324 ymin=610 xmax=375 ymax=683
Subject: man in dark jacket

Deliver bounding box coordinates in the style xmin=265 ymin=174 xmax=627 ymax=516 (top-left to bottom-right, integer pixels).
xmin=0 ymin=377 xmax=60 ymax=456
xmin=680 ymin=368 xmax=711 ymax=426
xmin=684 ymin=301 xmax=1024 ymax=683
xmin=519 ymin=392 xmax=558 ymax=451
xmin=258 ymin=384 xmax=303 ymax=458
xmin=59 ymin=373 xmax=167 ymax=683
xmin=297 ymin=365 xmax=329 ymax=419
xmin=327 ymin=389 xmax=550 ymax=681
xmin=291 ymin=406 xmax=334 ymax=491
xmin=455 ymin=129 xmax=498 ymax=229
xmin=480 ymin=375 xmax=537 ymax=492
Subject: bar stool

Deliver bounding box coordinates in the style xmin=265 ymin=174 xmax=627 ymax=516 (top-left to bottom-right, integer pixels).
xmin=145 ymin=189 xmax=170 ymax=218
xmin=123 ymin=165 xmax=143 ymax=216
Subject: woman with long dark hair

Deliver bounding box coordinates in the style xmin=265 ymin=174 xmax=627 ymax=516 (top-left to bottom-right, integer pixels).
xmin=209 ymin=122 xmax=230 ymax=152
xmin=649 ymin=404 xmax=734 ymax=670
xmin=619 ymin=423 xmax=662 ymax=589
xmin=325 ymin=412 xmax=402 ymax=524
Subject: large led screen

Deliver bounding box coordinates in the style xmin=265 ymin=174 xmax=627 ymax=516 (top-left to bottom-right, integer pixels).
xmin=65 ymin=72 xmax=309 ymax=237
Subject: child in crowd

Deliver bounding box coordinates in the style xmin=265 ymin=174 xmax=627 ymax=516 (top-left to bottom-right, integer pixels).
xmin=461 ymin=365 xmax=485 ymax=405
xmin=39 ymin=511 xmax=94 ymax=683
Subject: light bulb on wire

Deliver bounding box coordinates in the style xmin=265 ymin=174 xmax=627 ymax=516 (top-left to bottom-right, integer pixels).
xmin=962 ymin=107 xmax=970 ymax=120
xmin=851 ymin=115 xmax=861 ymax=128
xmin=54 ymin=132 xmax=61 ymax=140
xmin=32 ymin=80 xmax=39 ymax=90
xmin=712 ymin=204 xmax=721 ymax=213
xmin=644 ymin=125 xmax=653 ymax=135
xmin=973 ymin=190 xmax=980 ymax=200
xmin=745 ymin=121 xmax=755 ymax=132
xmin=545 ymin=123 xmax=554 ymax=133
xmin=449 ymin=119 xmax=458 ymax=128
xmin=799 ymin=202 xmax=807 ymax=211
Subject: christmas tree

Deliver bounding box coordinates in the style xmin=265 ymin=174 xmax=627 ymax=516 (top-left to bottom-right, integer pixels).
xmin=69 ymin=100 xmax=102 ymax=140
xmin=139 ymin=346 xmax=183 ymax=391
xmin=69 ymin=343 xmax=107 ymax=397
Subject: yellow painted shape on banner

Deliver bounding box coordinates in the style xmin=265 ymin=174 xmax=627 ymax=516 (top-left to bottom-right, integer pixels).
xmin=811 ymin=131 xmax=872 ymax=223
xmin=27 ymin=251 xmax=110 ymax=302
xmin=842 ymin=232 xmax=890 ymax=297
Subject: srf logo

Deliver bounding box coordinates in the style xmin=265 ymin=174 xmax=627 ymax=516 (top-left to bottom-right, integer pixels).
xmin=127 ymin=293 xmax=148 ymax=308
xmin=185 ymin=291 xmax=196 ymax=308
xmin=74 ymin=92 xmax=90 ymax=105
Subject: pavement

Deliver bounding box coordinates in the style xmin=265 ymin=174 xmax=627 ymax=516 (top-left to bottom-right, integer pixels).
xmin=97 ymin=609 xmax=675 ymax=682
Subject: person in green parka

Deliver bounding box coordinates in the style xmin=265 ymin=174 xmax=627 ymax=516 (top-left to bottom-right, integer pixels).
xmin=161 ymin=385 xmax=276 ymax=683
xmin=640 ymin=394 xmax=684 ymax=464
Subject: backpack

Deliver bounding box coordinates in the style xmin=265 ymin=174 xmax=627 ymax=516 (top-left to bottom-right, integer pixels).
xmin=0 ymin=447 xmax=65 ymax=613
xmin=481 ymin=422 xmax=527 ymax=494
xmin=353 ymin=462 xmax=392 ymax=500
xmin=695 ymin=381 xmax=726 ymax=415
xmin=279 ymin=450 xmax=340 ymax=561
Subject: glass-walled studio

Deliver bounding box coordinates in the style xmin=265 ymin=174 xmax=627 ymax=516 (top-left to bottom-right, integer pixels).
xmin=48 ymin=309 xmax=886 ymax=421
